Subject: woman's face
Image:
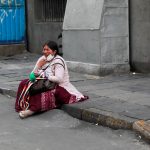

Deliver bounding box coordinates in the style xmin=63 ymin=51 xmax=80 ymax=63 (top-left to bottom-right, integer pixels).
xmin=42 ymin=45 xmax=56 ymax=57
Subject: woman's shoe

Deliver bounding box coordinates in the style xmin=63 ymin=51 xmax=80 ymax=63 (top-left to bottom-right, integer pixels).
xmin=19 ymin=110 xmax=34 ymax=119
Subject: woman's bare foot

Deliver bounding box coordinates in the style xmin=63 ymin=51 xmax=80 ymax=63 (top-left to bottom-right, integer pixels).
xmin=19 ymin=110 xmax=34 ymax=119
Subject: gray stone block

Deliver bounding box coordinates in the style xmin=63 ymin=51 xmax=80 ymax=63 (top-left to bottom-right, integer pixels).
xmin=63 ymin=0 xmax=104 ymax=30
xmin=101 ymin=7 xmax=128 ymax=37
xmin=63 ymin=30 xmax=101 ymax=64
xmin=100 ymin=37 xmax=129 ymax=63
xmin=104 ymin=0 xmax=128 ymax=7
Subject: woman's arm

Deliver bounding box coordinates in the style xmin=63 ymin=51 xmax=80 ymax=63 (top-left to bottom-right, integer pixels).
xmin=32 ymin=56 xmax=47 ymax=73
xmin=48 ymin=63 xmax=65 ymax=83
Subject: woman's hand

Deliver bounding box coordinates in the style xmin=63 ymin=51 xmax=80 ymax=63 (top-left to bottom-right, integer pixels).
xmin=37 ymin=59 xmax=47 ymax=68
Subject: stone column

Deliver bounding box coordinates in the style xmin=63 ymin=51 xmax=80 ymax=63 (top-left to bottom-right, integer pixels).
xmin=63 ymin=0 xmax=129 ymax=75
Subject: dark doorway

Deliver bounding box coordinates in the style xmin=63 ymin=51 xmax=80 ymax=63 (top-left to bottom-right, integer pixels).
xmin=26 ymin=0 xmax=67 ymax=54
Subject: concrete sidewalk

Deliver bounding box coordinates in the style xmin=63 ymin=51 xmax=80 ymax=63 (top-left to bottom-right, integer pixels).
xmin=0 ymin=52 xmax=150 ymax=142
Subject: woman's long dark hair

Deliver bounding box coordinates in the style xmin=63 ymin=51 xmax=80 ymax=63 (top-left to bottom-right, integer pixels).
xmin=43 ymin=40 xmax=63 ymax=56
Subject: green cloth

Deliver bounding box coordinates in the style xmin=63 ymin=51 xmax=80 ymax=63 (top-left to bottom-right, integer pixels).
xmin=29 ymin=72 xmax=36 ymax=82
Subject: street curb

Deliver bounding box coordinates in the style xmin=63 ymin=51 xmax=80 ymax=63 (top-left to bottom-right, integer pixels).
xmin=0 ymin=87 xmax=134 ymax=130
xmin=133 ymin=120 xmax=150 ymax=143
xmin=1 ymin=87 xmax=150 ymax=143
xmin=62 ymin=105 xmax=134 ymax=130
xmin=81 ymin=108 xmax=134 ymax=129
xmin=0 ymin=87 xmax=16 ymax=98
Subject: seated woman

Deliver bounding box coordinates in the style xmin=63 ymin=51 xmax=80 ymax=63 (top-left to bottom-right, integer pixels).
xmin=15 ymin=40 xmax=88 ymax=118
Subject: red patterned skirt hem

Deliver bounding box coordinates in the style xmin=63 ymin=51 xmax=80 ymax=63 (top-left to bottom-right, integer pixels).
xmin=15 ymin=79 xmax=88 ymax=113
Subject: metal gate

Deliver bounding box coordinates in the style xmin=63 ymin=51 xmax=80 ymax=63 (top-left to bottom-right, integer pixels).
xmin=0 ymin=0 xmax=25 ymax=44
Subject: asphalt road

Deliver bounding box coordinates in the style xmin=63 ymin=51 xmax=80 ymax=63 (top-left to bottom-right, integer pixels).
xmin=0 ymin=94 xmax=149 ymax=150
